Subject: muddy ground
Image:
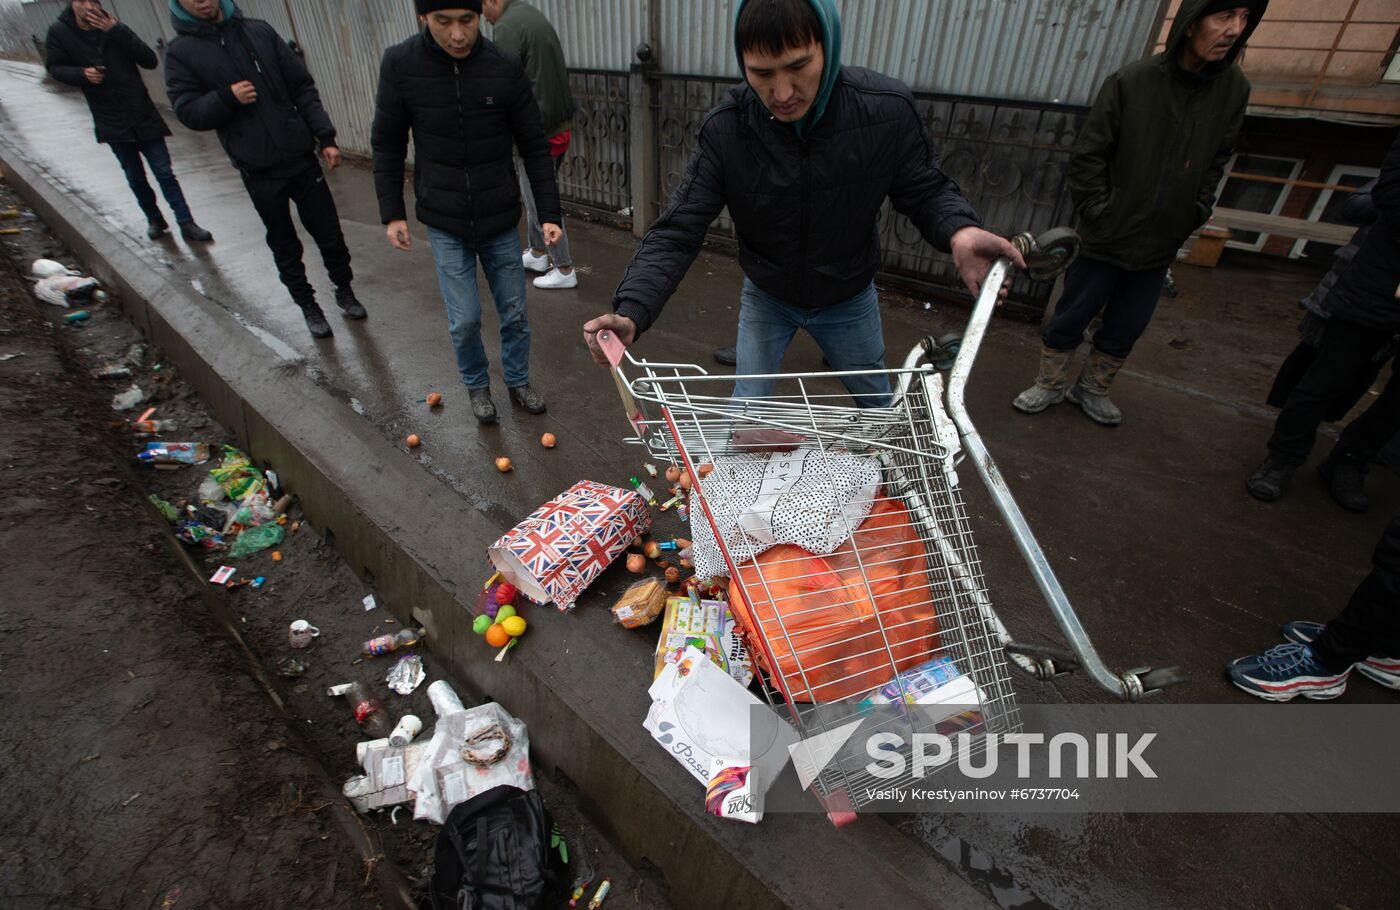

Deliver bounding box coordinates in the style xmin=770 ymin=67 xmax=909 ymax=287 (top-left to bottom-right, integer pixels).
xmin=0 ymin=183 xmax=668 ymax=908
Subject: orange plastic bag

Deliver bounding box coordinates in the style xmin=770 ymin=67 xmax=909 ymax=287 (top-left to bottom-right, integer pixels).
xmin=727 ymin=491 xmax=940 ymax=702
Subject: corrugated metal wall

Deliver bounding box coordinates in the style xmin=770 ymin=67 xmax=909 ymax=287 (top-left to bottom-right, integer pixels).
xmin=522 ymin=0 xmax=647 ymax=72
xmin=22 ymin=0 xmax=65 ymax=43
xmin=657 ymin=0 xmax=1160 ymax=106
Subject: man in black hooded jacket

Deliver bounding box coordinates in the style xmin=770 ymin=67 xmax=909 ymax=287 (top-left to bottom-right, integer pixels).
xmin=45 ymin=0 xmax=212 ymax=243
xmin=164 ymin=0 xmax=366 ymax=339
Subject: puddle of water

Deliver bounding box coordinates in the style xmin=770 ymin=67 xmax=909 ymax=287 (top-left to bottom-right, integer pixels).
xmin=230 ymin=312 xmax=303 ymax=364
xmin=903 ymin=817 xmax=1055 ymax=910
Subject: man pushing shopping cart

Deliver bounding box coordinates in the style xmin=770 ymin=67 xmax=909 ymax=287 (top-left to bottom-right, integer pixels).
xmin=581 ymin=0 xmax=1024 ymax=408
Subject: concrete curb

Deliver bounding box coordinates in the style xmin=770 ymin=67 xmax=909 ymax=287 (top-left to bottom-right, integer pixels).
xmin=1 ymin=136 xmax=995 ymax=910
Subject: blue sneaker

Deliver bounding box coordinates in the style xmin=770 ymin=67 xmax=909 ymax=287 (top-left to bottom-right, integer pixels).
xmin=1281 ymin=621 xmax=1400 ymax=690
xmin=1227 ymin=643 xmax=1350 ymax=702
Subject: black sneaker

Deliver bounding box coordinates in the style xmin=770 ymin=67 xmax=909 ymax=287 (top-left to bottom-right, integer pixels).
xmin=1246 ymin=455 xmax=1296 ymax=502
xmin=335 ymin=286 xmax=367 ymax=320
xmin=713 ymin=345 xmax=737 ymax=366
xmin=302 ymin=302 xmax=333 ymax=339
xmin=470 ymin=388 xmax=497 ymax=424
xmin=1318 ymin=453 xmax=1369 ymax=513
xmin=146 ymin=218 xmax=169 ymax=240
xmin=178 ymin=220 xmax=213 ymax=242
xmin=508 ymin=384 xmax=547 ymax=414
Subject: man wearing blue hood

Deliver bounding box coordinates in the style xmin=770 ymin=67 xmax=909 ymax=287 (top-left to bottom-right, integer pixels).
xmin=164 ymin=0 xmax=367 ymax=339
xmin=582 ymin=0 xmax=1019 ymax=407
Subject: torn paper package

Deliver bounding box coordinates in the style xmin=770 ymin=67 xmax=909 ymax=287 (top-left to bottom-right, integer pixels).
xmin=645 ymin=646 xmax=797 ymax=790
xmin=408 ymin=701 xmax=532 ymax=824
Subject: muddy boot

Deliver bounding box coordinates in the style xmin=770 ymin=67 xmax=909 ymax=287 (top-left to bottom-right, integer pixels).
xmin=508 ymin=384 xmax=547 ymax=414
xmin=301 ymin=301 xmax=333 ymax=338
xmin=1318 ymin=448 xmax=1369 ymax=513
xmin=1012 ymin=346 xmax=1073 ymax=414
xmin=1246 ymin=455 xmax=1297 ymax=502
xmin=1066 ymin=350 xmax=1124 ymax=426
xmin=179 ymin=220 xmax=213 ymax=242
xmin=146 ymin=216 xmax=168 ymax=240
xmin=469 ymin=388 xmax=497 ymax=424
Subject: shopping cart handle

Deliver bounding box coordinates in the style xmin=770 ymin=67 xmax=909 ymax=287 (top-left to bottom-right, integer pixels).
xmin=596 ymin=329 xmax=628 ymax=368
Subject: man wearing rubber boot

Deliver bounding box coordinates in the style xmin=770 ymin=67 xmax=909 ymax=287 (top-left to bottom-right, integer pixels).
xmin=581 ymin=0 xmax=1021 ymax=408
xmin=1246 ymin=131 xmax=1400 ymax=509
xmin=164 ymin=0 xmax=367 ymax=340
xmin=373 ymin=1 xmax=560 ymax=423
xmin=1012 ymin=0 xmax=1262 ymax=426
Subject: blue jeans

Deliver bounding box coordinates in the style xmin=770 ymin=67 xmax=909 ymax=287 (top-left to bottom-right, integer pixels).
xmin=427 ymin=226 xmax=530 ymax=390
xmin=108 ymin=139 xmax=193 ymax=225
xmin=735 ymin=279 xmax=891 ymax=408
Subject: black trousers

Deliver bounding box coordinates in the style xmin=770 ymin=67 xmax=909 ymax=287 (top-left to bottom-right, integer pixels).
xmin=1314 ymin=514 xmax=1400 ymax=666
xmin=1267 ymin=317 xmax=1400 ymax=464
xmin=1042 ymin=258 xmax=1170 ymax=359
xmin=240 ymin=163 xmax=352 ymax=307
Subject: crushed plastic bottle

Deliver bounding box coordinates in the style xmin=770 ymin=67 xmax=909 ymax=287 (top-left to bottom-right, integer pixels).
xmin=362 ymin=626 xmax=425 ymax=657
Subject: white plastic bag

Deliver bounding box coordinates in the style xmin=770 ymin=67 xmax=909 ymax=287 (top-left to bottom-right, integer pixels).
xmin=29 ymin=258 xmax=80 ymax=279
xmin=34 ymin=275 xmax=99 ymax=307
xmin=408 ymin=701 xmax=532 ymax=824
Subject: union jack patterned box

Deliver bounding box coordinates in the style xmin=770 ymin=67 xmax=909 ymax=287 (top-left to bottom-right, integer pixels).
xmin=488 ymin=480 xmax=652 ymax=611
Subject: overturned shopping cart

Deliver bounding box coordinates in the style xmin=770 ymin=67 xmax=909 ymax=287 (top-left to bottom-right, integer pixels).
xmin=597 ymin=229 xmax=1185 ymax=824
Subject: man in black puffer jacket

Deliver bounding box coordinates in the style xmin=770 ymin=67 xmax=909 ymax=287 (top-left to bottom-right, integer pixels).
xmin=373 ymin=1 xmax=560 ymax=423
xmin=582 ymin=0 xmax=1020 ymax=408
xmin=45 ymin=0 xmax=211 ymax=243
xmin=164 ymin=0 xmax=366 ymax=339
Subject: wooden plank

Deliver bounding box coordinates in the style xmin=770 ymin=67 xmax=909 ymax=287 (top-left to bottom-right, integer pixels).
xmin=1208 ymin=208 xmax=1358 ymax=245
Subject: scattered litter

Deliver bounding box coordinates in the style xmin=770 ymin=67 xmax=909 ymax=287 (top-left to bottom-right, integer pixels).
xmin=386 ymin=655 xmax=426 ymax=695
xmin=111 ymin=386 xmax=146 ymax=411
xmin=653 ymin=595 xmax=752 ymax=686
xmin=270 ymin=549 xmax=282 ymax=561
xmin=277 ymin=657 xmax=308 ymax=677
xmin=363 ymin=626 xmax=424 ymax=657
xmin=227 ymin=524 xmax=283 ymax=558
xmin=121 ymin=792 xmax=142 ymax=808
xmin=29 ymin=258 xmax=79 ymax=279
xmin=148 ymin=494 xmax=179 ymax=522
xmin=706 ymin=758 xmax=761 ymax=824
xmin=611 ymin=578 xmax=666 ymax=628
xmin=410 ymin=700 xmax=533 ymax=824
xmin=64 ymin=310 xmax=90 ymax=325
xmin=34 ymin=274 xmax=99 ymax=307
xmin=588 ymin=880 xmax=612 ymax=909
xmin=93 ymin=364 xmax=132 ymax=380
xmin=209 ymin=446 xmax=263 ymax=499
xmin=330 ymin=681 xmax=392 ymax=738
xmin=0 ymin=353 xmax=24 ymax=362
xmin=136 ymin=442 xmax=211 ymax=466
xmin=209 ymin=565 xmax=236 ymax=585
xmin=176 ymin=520 xmax=223 ymax=549
xmin=362 ymin=594 xmax=377 ymax=612
xmin=288 ymin=620 xmax=320 ymax=649
xmin=390 ymin=714 xmax=423 ymax=747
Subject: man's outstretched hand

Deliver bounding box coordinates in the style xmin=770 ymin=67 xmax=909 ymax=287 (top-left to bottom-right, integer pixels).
xmin=950 ymin=226 xmax=1026 ymax=303
xmin=582 ymin=313 xmax=637 ymax=366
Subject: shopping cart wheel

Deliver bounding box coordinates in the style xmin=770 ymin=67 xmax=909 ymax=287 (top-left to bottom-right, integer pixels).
xmin=817 ymin=788 xmax=859 ymax=827
xmin=1130 ymin=665 xmax=1188 ymax=697
xmin=1013 ymin=227 xmax=1082 ymax=282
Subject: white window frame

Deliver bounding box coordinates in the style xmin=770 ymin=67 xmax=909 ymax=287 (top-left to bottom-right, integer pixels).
xmin=1289 ymin=163 xmax=1382 ymax=259
xmin=1215 ymin=153 xmax=1305 ymax=252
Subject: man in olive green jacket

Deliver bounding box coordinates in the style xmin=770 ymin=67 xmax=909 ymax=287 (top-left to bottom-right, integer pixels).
xmin=484 ymin=0 xmax=579 ymax=289
xmin=1014 ymin=0 xmax=1264 ymax=426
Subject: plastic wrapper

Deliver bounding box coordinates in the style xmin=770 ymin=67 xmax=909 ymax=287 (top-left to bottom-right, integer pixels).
xmin=611 ymin=578 xmax=667 ymax=628
xmin=408 ymin=702 xmax=532 ymax=824
xmin=29 ymin=258 xmax=80 ymax=279
xmin=231 ymin=489 xmax=278 ymax=527
xmin=209 ymin=446 xmax=264 ymax=500
xmin=227 ymin=524 xmax=284 ymax=558
xmin=34 ymin=275 xmax=98 ymax=307
xmin=148 ymin=494 xmax=179 ymax=523
xmin=385 ymin=655 xmax=425 ymax=695
xmin=727 ymin=490 xmax=939 ymax=702
xmin=135 ymin=442 xmax=211 ymax=466
xmin=706 ymin=757 xmax=762 ymax=824
xmin=197 ymin=477 xmax=227 ymax=503
xmin=176 ymin=520 xmax=223 ymax=549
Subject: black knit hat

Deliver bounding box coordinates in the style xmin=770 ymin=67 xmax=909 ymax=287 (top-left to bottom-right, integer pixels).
xmin=416 ymin=0 xmax=482 ymax=15
xmin=1197 ymin=0 xmax=1255 ymax=18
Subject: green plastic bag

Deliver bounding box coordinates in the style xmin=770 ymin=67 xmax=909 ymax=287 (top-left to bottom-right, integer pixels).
xmin=227 ymin=524 xmax=284 ymax=559
xmin=148 ymin=494 xmax=179 ymax=523
xmin=210 ymin=445 xmax=263 ymax=500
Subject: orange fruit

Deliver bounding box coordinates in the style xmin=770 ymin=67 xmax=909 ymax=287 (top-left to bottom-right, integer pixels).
xmin=495 ymin=456 xmax=513 ymax=473
xmin=485 ymin=624 xmax=510 ymax=648
xmin=540 ymin=432 xmax=557 ymax=448
xmin=406 ymin=434 xmax=421 ymax=447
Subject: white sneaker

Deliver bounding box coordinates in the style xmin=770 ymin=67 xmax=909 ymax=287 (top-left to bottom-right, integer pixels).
xmin=533 ymin=268 xmax=578 ymax=290
xmin=521 ymin=249 xmax=550 ymax=273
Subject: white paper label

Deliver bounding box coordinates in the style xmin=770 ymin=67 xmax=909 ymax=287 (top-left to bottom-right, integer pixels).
xmin=380 ymin=755 xmax=405 ymax=787
xmin=443 ymin=770 xmax=467 ymax=805
xmin=362 ymin=594 xmax=377 ymax=612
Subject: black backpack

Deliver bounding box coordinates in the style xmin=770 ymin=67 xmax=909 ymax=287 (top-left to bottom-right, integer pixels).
xmin=428 ymin=785 xmax=569 ymax=910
